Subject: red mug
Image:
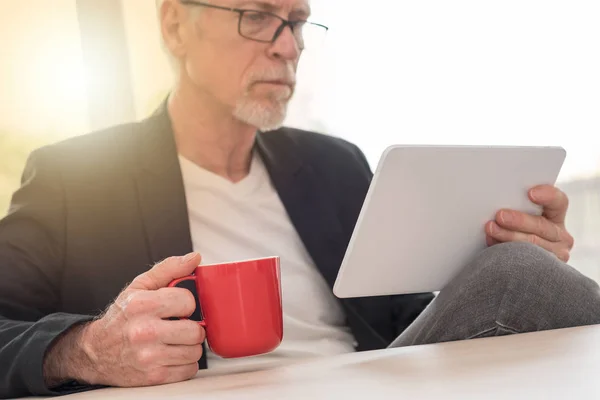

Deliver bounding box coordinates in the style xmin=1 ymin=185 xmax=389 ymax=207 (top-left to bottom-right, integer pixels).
xmin=168 ymin=256 xmax=283 ymax=358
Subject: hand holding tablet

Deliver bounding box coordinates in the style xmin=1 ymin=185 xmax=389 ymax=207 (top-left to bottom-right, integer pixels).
xmin=333 ymin=145 xmax=567 ymax=298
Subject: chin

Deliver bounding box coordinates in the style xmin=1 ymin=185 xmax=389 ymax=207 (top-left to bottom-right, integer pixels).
xmin=233 ymin=97 xmax=289 ymax=132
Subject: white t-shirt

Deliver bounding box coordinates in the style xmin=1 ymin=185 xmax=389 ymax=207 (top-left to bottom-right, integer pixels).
xmin=178 ymin=151 xmax=357 ymax=371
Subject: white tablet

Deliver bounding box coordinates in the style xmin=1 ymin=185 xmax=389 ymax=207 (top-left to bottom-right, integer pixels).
xmin=333 ymin=145 xmax=566 ymax=298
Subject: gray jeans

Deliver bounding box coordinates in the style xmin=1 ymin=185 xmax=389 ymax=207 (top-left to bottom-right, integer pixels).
xmin=389 ymin=242 xmax=600 ymax=348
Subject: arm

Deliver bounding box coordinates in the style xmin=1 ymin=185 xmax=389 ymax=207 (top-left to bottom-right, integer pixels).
xmin=1 ymin=149 xmax=206 ymax=398
xmin=0 ymin=149 xmax=98 ymax=398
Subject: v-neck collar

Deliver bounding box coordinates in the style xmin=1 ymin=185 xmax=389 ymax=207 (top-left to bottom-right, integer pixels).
xmin=177 ymin=150 xmax=267 ymax=197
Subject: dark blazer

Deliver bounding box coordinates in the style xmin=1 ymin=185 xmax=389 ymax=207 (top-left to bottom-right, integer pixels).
xmin=0 ymin=104 xmax=433 ymax=398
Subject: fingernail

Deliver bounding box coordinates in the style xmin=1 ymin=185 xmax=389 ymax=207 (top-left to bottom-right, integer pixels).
xmin=181 ymin=252 xmax=198 ymax=263
xmin=529 ymin=189 xmax=539 ymax=202
xmin=530 ymin=187 xmax=546 ymax=202
xmin=500 ymin=211 xmax=512 ymax=224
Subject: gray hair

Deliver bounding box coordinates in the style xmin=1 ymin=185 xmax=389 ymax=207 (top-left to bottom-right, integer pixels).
xmin=156 ymin=0 xmax=204 ymax=17
xmin=155 ymin=0 xmax=203 ymax=72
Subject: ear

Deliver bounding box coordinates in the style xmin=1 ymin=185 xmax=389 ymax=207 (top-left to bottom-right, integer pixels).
xmin=159 ymin=0 xmax=188 ymax=60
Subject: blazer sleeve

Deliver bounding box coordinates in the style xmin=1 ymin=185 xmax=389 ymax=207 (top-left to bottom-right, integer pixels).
xmin=0 ymin=149 xmax=96 ymax=398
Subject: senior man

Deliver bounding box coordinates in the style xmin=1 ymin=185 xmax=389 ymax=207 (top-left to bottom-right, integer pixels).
xmin=1 ymin=0 xmax=600 ymax=398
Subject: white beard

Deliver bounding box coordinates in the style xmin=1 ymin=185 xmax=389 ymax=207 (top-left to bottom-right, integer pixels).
xmin=233 ymin=86 xmax=292 ymax=131
xmin=233 ymin=63 xmax=296 ymax=131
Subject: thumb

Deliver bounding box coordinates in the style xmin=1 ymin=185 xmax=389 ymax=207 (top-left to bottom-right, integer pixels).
xmin=129 ymin=252 xmax=201 ymax=290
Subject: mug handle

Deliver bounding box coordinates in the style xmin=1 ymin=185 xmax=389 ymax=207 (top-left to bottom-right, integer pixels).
xmin=168 ymin=275 xmax=207 ymax=327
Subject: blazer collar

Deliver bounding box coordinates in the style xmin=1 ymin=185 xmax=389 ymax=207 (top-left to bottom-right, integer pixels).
xmin=135 ymin=101 xmax=181 ymax=177
xmin=135 ymin=101 xmax=304 ymax=177
xmin=133 ymin=102 xmax=193 ymax=263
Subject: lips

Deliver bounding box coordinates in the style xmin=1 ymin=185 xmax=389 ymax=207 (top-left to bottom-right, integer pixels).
xmin=256 ymin=80 xmax=295 ymax=87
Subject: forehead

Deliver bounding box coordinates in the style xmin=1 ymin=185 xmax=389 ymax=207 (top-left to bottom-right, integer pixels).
xmin=233 ymin=0 xmax=310 ymax=14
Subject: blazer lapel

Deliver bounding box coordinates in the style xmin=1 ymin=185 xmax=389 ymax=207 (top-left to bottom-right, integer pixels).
xmin=132 ymin=103 xmax=208 ymax=369
xmin=133 ymin=104 xmax=193 ymax=264
xmin=255 ymin=131 xmax=345 ymax=288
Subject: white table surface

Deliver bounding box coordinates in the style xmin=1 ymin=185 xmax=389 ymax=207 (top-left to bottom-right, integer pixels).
xmin=27 ymin=324 xmax=600 ymax=400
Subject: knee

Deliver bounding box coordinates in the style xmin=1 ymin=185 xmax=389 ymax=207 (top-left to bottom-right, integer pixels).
xmin=478 ymin=242 xmax=555 ymax=271
xmin=471 ymin=242 xmax=586 ymax=290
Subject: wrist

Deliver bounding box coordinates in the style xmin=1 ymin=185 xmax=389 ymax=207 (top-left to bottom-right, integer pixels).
xmin=43 ymin=320 xmax=98 ymax=388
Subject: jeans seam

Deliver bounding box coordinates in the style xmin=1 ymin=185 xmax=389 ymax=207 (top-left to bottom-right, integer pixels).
xmin=491 ymin=274 xmax=523 ymax=335
xmin=495 ymin=320 xmax=521 ymax=334
xmin=495 ymin=276 xmax=523 ymax=334
xmin=466 ymin=326 xmax=497 ymax=340
xmin=466 ymin=321 xmax=522 ymax=340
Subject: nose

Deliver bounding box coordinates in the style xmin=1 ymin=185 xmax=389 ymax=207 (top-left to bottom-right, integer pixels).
xmin=268 ymin=23 xmax=301 ymax=61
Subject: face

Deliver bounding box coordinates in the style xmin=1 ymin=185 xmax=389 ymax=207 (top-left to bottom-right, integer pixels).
xmin=163 ymin=0 xmax=310 ymax=131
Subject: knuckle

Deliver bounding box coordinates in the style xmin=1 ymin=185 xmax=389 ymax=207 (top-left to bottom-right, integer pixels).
xmin=159 ymin=288 xmax=196 ymax=316
xmin=135 ymin=347 xmax=157 ymax=368
xmin=162 ymin=287 xmax=194 ymax=303
xmin=146 ymin=367 xmax=169 ymax=386
xmin=527 ymin=234 xmax=540 ymax=246
xmin=552 ymin=224 xmax=563 ymax=242
xmin=128 ymin=322 xmax=158 ymax=344
xmin=537 ymin=218 xmax=549 ymax=237
xmin=125 ymin=292 xmax=159 ymax=316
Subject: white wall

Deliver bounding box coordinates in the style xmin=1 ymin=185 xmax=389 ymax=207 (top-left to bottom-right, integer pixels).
xmin=303 ymin=0 xmax=600 ymax=184
xmin=120 ymin=0 xmax=175 ymax=119
xmin=0 ymin=0 xmax=89 ymax=136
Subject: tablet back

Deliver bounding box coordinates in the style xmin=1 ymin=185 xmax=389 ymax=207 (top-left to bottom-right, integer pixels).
xmin=333 ymin=145 xmax=566 ymax=298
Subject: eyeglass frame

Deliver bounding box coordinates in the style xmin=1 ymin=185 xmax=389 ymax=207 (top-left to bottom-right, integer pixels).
xmin=178 ymin=0 xmax=328 ymax=48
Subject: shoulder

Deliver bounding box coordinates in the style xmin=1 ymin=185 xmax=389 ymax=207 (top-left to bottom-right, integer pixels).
xmin=262 ymin=126 xmax=373 ymax=178
xmin=32 ymin=121 xmax=141 ymax=165
xmin=24 ymin=120 xmax=148 ymax=184
xmin=272 ymin=126 xmax=366 ymax=158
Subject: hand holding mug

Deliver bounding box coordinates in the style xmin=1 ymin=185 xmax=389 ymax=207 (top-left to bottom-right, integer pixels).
xmin=43 ymin=253 xmax=206 ymax=388
xmin=168 ymin=256 xmax=283 ymax=359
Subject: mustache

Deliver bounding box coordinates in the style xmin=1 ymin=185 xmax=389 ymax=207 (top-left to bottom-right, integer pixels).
xmin=247 ymin=64 xmax=296 ymax=86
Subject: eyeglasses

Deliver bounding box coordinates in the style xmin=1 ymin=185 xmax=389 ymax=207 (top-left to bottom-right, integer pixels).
xmin=179 ymin=0 xmax=328 ymax=50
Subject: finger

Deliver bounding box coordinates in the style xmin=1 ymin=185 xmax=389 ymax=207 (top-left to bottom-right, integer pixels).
xmin=529 ymin=185 xmax=569 ymax=225
xmin=555 ymin=248 xmax=572 ymax=263
xmin=487 ymin=221 xmax=565 ymax=256
xmin=485 ymin=234 xmax=500 ymax=247
xmin=495 ymin=210 xmax=563 ymax=242
xmin=130 ymin=252 xmax=201 ymax=290
xmin=148 ymin=363 xmax=199 ymax=386
xmin=121 ymin=287 xmax=197 ymax=318
xmin=154 ymin=287 xmax=198 ymax=319
xmin=160 ymin=344 xmax=204 ymax=366
xmin=157 ymin=319 xmax=206 ymax=345
xmin=165 ymin=363 xmax=199 ymax=383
